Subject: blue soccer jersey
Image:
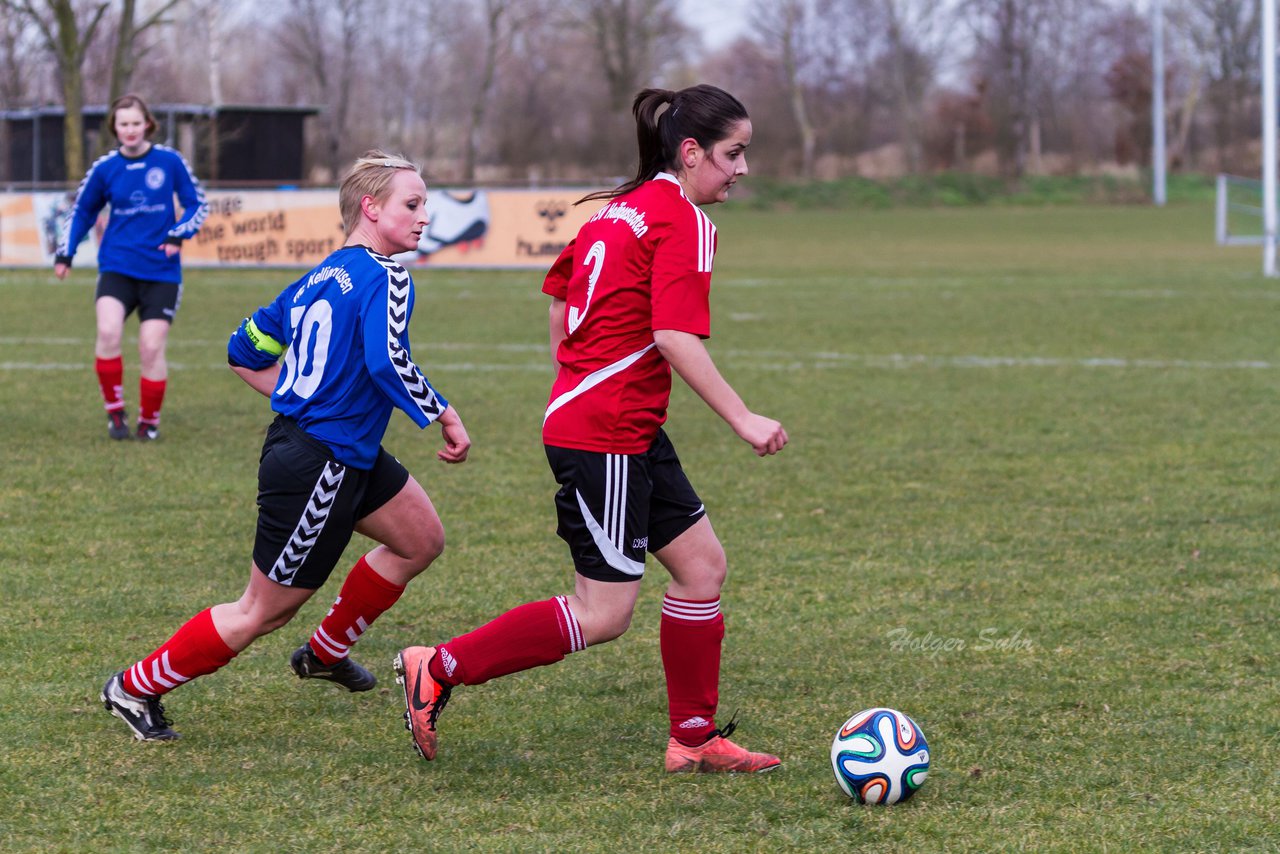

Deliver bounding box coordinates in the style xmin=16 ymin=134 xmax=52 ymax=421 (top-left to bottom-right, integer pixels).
xmin=57 ymin=144 xmax=208 ymax=283
xmin=227 ymin=246 xmax=449 ymax=468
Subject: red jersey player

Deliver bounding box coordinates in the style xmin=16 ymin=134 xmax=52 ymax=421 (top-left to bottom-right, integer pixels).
xmin=396 ymin=85 xmax=788 ymax=773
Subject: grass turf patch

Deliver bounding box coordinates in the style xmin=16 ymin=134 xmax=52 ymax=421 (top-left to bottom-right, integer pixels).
xmin=1 ymin=202 xmax=1277 ymax=852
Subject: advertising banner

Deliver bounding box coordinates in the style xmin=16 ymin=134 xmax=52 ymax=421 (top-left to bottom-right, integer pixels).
xmin=0 ymin=187 xmax=606 ymax=270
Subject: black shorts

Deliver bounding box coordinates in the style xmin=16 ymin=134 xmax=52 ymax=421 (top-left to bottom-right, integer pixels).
xmin=253 ymin=416 xmax=409 ymax=589
xmin=545 ymin=429 xmax=706 ymax=583
xmin=96 ymin=271 xmax=182 ymax=323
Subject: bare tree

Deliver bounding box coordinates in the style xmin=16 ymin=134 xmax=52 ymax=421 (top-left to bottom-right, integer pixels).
xmin=1175 ymin=0 xmax=1260 ymax=172
xmin=275 ymin=0 xmax=365 ymax=179
xmin=105 ymin=0 xmax=179 ymax=102
xmin=565 ymin=0 xmax=689 ymax=111
xmin=830 ymin=0 xmax=946 ymax=174
xmin=0 ymin=10 xmax=44 ymax=107
xmin=377 ymin=0 xmax=452 ymax=163
xmin=1162 ymin=3 xmax=1204 ymax=170
xmin=462 ymin=0 xmax=511 ymax=182
xmin=477 ymin=0 xmax=622 ymax=183
xmin=5 ymin=0 xmax=1276 ymax=187
xmin=755 ymin=0 xmax=819 ymax=178
xmin=1045 ymin=0 xmax=1116 ymax=173
xmin=962 ymin=0 xmax=1056 ymax=178
xmin=89 ymin=0 xmax=181 ymax=156
xmin=878 ymin=0 xmax=946 ymax=173
xmin=3 ymin=0 xmax=110 ymax=179
xmin=145 ymin=2 xmax=298 ymax=104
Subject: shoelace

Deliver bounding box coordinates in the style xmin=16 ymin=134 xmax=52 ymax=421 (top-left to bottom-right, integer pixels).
xmin=428 ymin=684 xmax=452 ymax=730
xmin=147 ymin=697 xmax=174 ymax=729
xmin=707 ymin=710 xmax=740 ymax=742
xmin=305 ymin=649 xmax=351 ymax=679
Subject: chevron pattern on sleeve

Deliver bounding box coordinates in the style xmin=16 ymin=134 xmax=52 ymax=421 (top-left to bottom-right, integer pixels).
xmin=371 ymin=253 xmax=445 ymax=423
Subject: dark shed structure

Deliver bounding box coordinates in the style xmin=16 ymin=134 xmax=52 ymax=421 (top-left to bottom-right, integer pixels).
xmin=0 ymin=103 xmax=319 ymax=186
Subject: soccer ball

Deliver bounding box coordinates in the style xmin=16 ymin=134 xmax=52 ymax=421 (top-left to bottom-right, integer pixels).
xmin=830 ymin=707 xmax=930 ymax=804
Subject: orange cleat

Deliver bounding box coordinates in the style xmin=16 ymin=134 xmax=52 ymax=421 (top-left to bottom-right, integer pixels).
xmin=393 ymin=646 xmax=452 ymax=761
xmin=664 ymin=721 xmax=781 ymax=774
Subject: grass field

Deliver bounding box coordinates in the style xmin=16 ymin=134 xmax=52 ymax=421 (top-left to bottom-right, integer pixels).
xmin=2 ymin=202 xmax=1277 ymax=852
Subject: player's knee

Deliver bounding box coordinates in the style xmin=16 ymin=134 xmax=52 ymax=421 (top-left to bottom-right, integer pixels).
xmin=255 ymin=613 xmax=293 ymax=638
xmin=255 ymin=601 xmax=303 ymax=636
xmin=226 ymin=601 xmax=298 ymax=643
xmin=391 ymin=524 xmax=445 ymax=574
xmin=710 ymin=564 xmax=728 ymax=591
xmin=137 ymin=339 xmax=164 ymax=367
xmin=697 ymin=547 xmax=728 ymax=591
xmin=415 ymin=533 xmax=445 ymax=569
xmin=585 ymin=612 xmax=632 ymax=645
xmin=96 ymin=327 xmax=122 ymax=352
xmin=414 ymin=518 xmax=446 ymax=565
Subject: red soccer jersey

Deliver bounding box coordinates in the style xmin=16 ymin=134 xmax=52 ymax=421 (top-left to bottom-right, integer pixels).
xmin=542 ymin=173 xmax=717 ymax=454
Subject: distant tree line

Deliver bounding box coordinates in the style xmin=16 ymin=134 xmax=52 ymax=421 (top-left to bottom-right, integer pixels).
xmin=0 ymin=0 xmax=1267 ymax=186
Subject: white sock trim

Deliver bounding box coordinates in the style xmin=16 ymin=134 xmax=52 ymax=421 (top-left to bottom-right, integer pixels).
xmin=662 ymin=596 xmax=721 ymax=622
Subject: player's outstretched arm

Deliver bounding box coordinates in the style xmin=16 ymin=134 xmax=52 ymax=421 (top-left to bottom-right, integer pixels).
xmin=653 ymin=328 xmax=788 ymax=457
xmin=434 ymin=405 xmax=471 ymax=464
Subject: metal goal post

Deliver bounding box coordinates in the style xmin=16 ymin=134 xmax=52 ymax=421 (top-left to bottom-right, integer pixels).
xmin=1216 ymin=174 xmax=1267 ymax=247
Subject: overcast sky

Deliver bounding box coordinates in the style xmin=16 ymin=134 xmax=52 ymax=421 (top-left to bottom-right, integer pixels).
xmin=679 ymin=0 xmax=752 ymax=50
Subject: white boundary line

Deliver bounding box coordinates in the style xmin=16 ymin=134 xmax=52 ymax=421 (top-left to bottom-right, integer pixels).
xmin=0 ymin=361 xmax=553 ymax=372
xmin=3 ymin=351 xmax=1275 ymax=372
xmin=737 ymin=351 xmax=1277 ymax=371
xmin=0 ymin=336 xmax=547 ymax=351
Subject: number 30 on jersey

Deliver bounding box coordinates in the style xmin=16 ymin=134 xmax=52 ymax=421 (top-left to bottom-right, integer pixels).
xmin=278 ymin=301 xmax=332 ymax=399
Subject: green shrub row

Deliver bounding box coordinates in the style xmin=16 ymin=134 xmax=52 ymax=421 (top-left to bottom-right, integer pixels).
xmin=736 ymin=172 xmax=1216 ymax=210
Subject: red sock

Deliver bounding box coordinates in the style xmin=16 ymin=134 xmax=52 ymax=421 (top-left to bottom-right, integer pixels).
xmin=96 ymin=356 xmax=124 ymax=412
xmin=661 ymin=595 xmax=724 ymax=745
xmin=432 ymin=596 xmax=584 ymax=686
xmin=123 ymin=608 xmax=237 ymax=698
xmin=138 ymin=376 xmax=166 ymax=425
xmin=309 ymin=555 xmax=405 ymax=665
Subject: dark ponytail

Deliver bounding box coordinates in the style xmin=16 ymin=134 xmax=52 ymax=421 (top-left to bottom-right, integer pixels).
xmin=578 ymin=84 xmax=749 ymax=204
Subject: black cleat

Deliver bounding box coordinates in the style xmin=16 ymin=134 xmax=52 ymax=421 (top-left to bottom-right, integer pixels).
xmin=290 ymin=643 xmax=376 ymax=692
xmin=107 ymin=410 xmax=130 ymax=440
xmin=136 ymin=421 xmax=159 ymax=442
xmin=101 ymin=672 xmax=179 ymax=741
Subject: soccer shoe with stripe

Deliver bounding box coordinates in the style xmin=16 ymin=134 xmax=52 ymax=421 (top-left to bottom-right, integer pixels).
xmin=107 ymin=410 xmax=130 ymax=441
xmin=393 ymin=646 xmax=451 ymax=761
xmin=290 ymin=643 xmax=377 ymax=692
xmin=135 ymin=421 xmax=159 ymax=442
xmin=101 ymin=671 xmax=179 ymax=741
xmin=664 ymin=720 xmax=780 ymax=774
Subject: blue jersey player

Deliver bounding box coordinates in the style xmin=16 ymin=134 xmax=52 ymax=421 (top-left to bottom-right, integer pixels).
xmin=100 ymin=151 xmax=471 ymax=742
xmin=55 ymin=94 xmax=209 ymax=441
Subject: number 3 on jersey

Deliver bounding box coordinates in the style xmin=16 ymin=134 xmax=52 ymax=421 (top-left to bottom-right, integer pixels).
xmin=566 ymin=240 xmax=606 ymax=335
xmin=278 ymin=300 xmax=332 ymax=399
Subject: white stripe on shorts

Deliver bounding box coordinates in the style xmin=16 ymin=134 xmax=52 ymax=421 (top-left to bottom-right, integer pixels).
xmin=575 ymin=487 xmax=645 ymax=576
xmin=605 ymin=453 xmax=628 ymax=552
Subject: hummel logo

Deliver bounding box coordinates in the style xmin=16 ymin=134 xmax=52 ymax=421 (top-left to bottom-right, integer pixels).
xmin=410 ymin=659 xmax=433 ymax=712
